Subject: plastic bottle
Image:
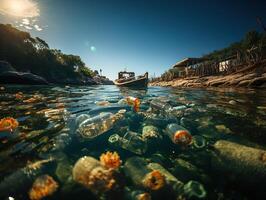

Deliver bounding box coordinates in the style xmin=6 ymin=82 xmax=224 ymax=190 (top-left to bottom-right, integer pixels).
xmin=165 ymin=123 xmax=192 ymax=146
xmin=72 ymin=156 xmax=117 ymax=194
xmin=124 ymin=157 xmax=165 ymax=191
xmin=150 ymin=99 xmax=172 ymax=113
xmin=126 ymin=96 xmax=141 ymax=112
xmin=142 ymin=125 xmax=162 ymax=140
xmin=192 ymin=135 xmax=207 ymax=150
xmin=212 ymin=140 xmax=266 ymax=185
xmin=108 ymin=131 xmax=147 ymax=155
xmin=147 ymin=162 xmax=206 ymax=199
xmin=77 ymin=112 xmax=123 ymax=139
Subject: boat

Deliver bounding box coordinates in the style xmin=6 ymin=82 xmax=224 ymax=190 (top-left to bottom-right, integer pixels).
xmin=114 ymin=71 xmax=148 ymax=88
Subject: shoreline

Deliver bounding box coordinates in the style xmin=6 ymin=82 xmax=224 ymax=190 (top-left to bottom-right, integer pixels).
xmin=150 ymin=62 xmax=266 ymax=89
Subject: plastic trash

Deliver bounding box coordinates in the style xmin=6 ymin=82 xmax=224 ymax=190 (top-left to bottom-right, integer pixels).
xmin=142 ymin=125 xmax=162 ymax=140
xmin=126 ymin=96 xmax=141 ymax=112
xmin=108 ymin=131 xmax=147 ymax=155
xmin=124 ymin=157 xmax=165 ymax=191
xmin=148 ymin=162 xmax=206 ymax=199
xmin=72 ymin=156 xmax=118 ymax=194
xmin=192 ymin=135 xmax=207 ymax=149
xmin=150 ymin=99 xmax=172 ymax=113
xmin=0 ymin=158 xmax=54 ymax=198
xmin=212 ymin=140 xmax=266 ymax=184
xmin=165 ymin=123 xmax=192 ymax=146
xmin=77 ymin=112 xmax=124 ymax=139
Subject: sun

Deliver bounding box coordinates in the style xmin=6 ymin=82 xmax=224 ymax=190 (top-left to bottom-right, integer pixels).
xmin=0 ymin=0 xmax=40 ymax=18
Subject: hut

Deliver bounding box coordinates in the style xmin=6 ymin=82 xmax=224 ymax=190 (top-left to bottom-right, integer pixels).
xmin=172 ymin=58 xmax=205 ymax=77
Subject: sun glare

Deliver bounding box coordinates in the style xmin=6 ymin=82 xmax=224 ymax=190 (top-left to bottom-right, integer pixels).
xmin=0 ymin=0 xmax=40 ymax=18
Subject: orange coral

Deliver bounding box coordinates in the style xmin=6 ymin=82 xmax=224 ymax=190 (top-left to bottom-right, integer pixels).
xmin=100 ymin=151 xmax=122 ymax=169
xmin=174 ymin=130 xmax=192 ymax=146
xmin=29 ymin=175 xmax=58 ymax=200
xmin=143 ymin=170 xmax=165 ymax=190
xmin=0 ymin=117 xmax=19 ymax=132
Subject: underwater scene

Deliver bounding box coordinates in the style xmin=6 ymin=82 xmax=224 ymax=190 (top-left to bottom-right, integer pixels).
xmin=0 ymin=85 xmax=266 ymax=200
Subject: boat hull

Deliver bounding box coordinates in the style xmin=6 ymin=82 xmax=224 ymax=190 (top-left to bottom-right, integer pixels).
xmin=114 ymin=77 xmax=148 ymax=88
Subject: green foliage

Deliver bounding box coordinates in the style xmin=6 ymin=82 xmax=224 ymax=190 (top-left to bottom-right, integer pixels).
xmin=161 ymin=68 xmax=180 ymax=81
xmin=0 ymin=24 xmax=94 ymax=83
xmin=203 ymin=30 xmax=266 ymax=60
xmin=79 ymin=66 xmax=95 ymax=77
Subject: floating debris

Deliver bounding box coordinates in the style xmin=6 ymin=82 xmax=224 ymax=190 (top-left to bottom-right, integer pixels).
xmin=165 ymin=123 xmax=192 ymax=146
xmin=72 ymin=156 xmax=117 ymax=194
xmin=124 ymin=157 xmax=165 ymax=191
xmin=109 ymin=132 xmax=147 ymax=155
xmin=142 ymin=125 xmax=162 ymax=140
xmin=126 ymin=96 xmax=141 ymax=112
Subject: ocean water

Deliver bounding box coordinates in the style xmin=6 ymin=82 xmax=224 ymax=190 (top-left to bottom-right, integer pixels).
xmin=0 ymin=85 xmax=266 ymax=200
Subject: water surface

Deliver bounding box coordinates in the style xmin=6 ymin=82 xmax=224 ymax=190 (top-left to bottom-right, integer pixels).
xmin=0 ymin=85 xmax=266 ymax=199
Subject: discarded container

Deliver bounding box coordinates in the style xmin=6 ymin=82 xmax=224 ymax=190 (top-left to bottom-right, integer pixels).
xmin=142 ymin=125 xmax=162 ymax=140
xmin=108 ymin=131 xmax=147 ymax=155
xmin=77 ymin=112 xmax=123 ymax=139
xmin=29 ymin=175 xmax=58 ymax=200
xmin=126 ymin=96 xmax=141 ymax=112
xmin=72 ymin=156 xmax=117 ymax=194
xmin=192 ymin=135 xmax=207 ymax=150
xmin=165 ymin=123 xmax=192 ymax=146
xmin=147 ymin=162 xmax=206 ymax=199
xmin=150 ymin=99 xmax=172 ymax=113
xmin=212 ymin=140 xmax=266 ymax=184
xmin=0 ymin=158 xmax=54 ymax=198
xmin=75 ymin=114 xmax=90 ymax=127
xmin=124 ymin=157 xmax=165 ymax=191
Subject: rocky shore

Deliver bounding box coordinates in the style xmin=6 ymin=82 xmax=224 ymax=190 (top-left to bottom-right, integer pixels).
xmin=150 ymin=61 xmax=266 ymax=88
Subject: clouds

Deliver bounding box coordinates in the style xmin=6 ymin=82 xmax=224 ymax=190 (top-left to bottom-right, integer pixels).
xmin=0 ymin=0 xmax=40 ymax=18
xmin=15 ymin=18 xmax=46 ymax=32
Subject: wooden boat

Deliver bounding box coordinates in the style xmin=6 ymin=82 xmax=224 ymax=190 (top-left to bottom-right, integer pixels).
xmin=114 ymin=71 xmax=148 ymax=87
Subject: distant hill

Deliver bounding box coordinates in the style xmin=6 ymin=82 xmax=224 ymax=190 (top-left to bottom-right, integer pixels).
xmin=0 ymin=24 xmax=96 ymax=85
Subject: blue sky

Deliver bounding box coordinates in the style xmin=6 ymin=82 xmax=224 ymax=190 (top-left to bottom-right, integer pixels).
xmin=0 ymin=0 xmax=266 ymax=80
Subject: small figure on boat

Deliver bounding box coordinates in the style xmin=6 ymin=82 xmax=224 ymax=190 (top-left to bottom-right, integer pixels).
xmin=114 ymin=71 xmax=148 ymax=88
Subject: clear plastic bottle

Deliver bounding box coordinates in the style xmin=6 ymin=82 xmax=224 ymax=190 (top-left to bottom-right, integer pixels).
xmin=72 ymin=156 xmax=117 ymax=194
xmin=150 ymin=99 xmax=172 ymax=113
xmin=124 ymin=157 xmax=166 ymax=191
xmin=165 ymin=123 xmax=192 ymax=146
xmin=77 ymin=112 xmax=123 ymax=139
xmin=108 ymin=131 xmax=147 ymax=155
